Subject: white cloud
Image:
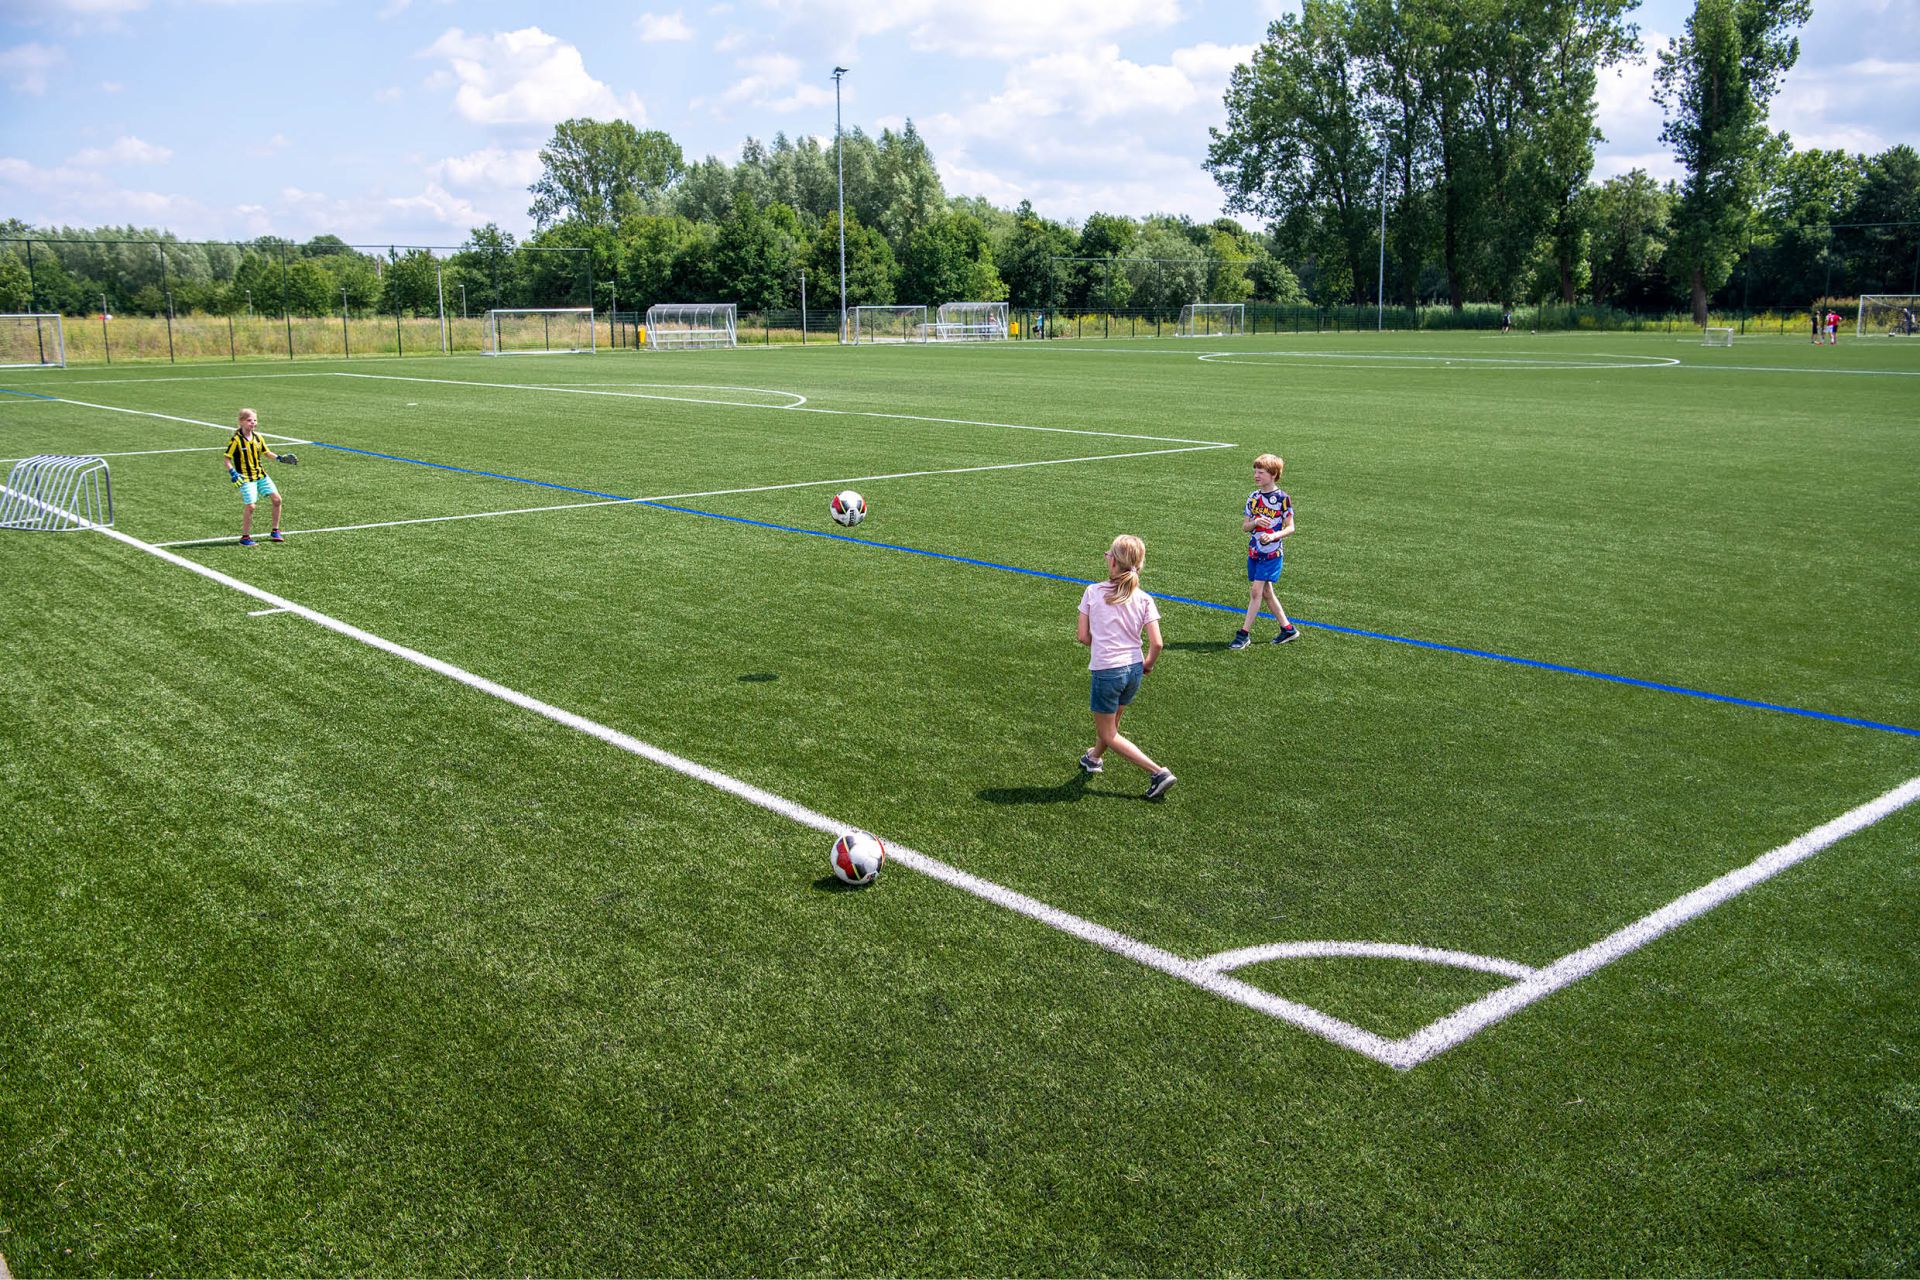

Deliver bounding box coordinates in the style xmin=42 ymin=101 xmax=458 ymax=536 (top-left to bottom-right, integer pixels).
xmin=374 ymin=86 xmax=403 ymax=103
xmin=715 ymin=53 xmax=834 ymax=112
xmin=422 ymin=27 xmax=645 ymax=127
xmin=635 ymin=11 xmax=693 ymax=42
xmin=99 ymin=79 xmax=122 ymax=93
xmin=246 ymin=132 xmax=290 ymax=158
xmin=760 ymin=0 xmax=1182 ymax=59
xmin=69 ymin=135 xmax=172 ymax=165
xmin=0 ymin=43 xmax=65 ymax=95
xmin=429 ymin=146 xmax=542 ymax=191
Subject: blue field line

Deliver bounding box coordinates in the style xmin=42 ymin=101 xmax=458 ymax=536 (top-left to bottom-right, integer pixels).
xmin=0 ymin=386 xmax=61 ymax=400
xmin=303 ymin=438 xmax=1920 ymax=740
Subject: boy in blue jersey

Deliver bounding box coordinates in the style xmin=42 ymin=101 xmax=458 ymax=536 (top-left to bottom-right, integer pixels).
xmin=1228 ymin=453 xmax=1300 ymax=650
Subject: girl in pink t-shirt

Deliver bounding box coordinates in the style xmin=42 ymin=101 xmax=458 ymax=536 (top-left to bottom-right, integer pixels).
xmin=1076 ymin=535 xmax=1176 ymax=801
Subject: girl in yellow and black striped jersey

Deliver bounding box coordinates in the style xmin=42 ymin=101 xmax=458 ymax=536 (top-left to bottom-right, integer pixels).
xmin=222 ymin=407 xmax=297 ymax=546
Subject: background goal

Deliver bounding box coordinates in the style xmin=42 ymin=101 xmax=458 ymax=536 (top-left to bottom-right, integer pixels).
xmin=852 ymin=306 xmax=929 ymax=344
xmin=1701 ymin=326 xmax=1734 ymax=347
xmin=1176 ymin=303 xmax=1245 ymax=338
xmin=484 ymin=308 xmax=595 ymax=356
xmin=1856 ymin=295 xmax=1920 ymax=337
xmin=0 ymin=313 xmax=66 ymax=368
xmin=646 ymin=304 xmax=738 ymax=351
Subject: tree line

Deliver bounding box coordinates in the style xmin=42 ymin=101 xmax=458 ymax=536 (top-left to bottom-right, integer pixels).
xmin=3 ymin=0 xmax=1914 ymax=325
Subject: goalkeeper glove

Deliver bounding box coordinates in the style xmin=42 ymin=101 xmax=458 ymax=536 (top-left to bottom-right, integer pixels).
xmin=278 ymin=452 xmax=299 ymax=466
xmin=228 ymin=467 xmax=241 ymax=484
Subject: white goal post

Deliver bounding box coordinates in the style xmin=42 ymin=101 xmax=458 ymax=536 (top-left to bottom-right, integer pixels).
xmin=1701 ymin=326 xmax=1734 ymax=347
xmin=0 ymin=313 xmax=66 ymax=368
xmin=484 ymin=308 xmax=596 ymax=356
xmin=1177 ymin=303 xmax=1245 ymax=338
xmin=645 ymin=303 xmax=737 ymax=351
xmin=852 ymin=305 xmax=929 ymax=344
xmin=1856 ymin=294 xmax=1920 ymax=337
xmin=929 ymin=301 xmax=1008 ymax=343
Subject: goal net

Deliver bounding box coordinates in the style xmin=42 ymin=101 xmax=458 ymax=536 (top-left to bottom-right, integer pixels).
xmin=0 ymin=454 xmax=112 ymax=531
xmin=484 ymin=308 xmax=596 ymax=356
xmin=0 ymin=313 xmax=66 ymax=368
xmin=852 ymin=305 xmax=928 ymax=344
xmin=1701 ymin=326 xmax=1734 ymax=347
xmin=930 ymin=302 xmax=1008 ymax=343
xmin=645 ymin=303 xmax=737 ymax=351
xmin=1856 ymin=295 xmax=1920 ymax=337
xmin=1177 ymin=303 xmax=1245 ymax=338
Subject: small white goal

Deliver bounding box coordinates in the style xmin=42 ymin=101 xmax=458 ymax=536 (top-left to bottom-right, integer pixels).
xmin=1856 ymin=294 xmax=1920 ymax=337
xmin=0 ymin=313 xmax=66 ymax=368
xmin=485 ymin=308 xmax=596 ymax=356
xmin=1701 ymin=326 xmax=1734 ymax=348
xmin=645 ymin=303 xmax=738 ymax=351
xmin=1177 ymin=303 xmax=1245 ymax=338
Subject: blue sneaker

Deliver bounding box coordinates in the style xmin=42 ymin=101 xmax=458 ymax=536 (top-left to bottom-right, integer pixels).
xmin=1271 ymin=625 xmax=1300 ymax=645
xmin=1145 ymin=770 xmax=1177 ymax=802
xmin=1078 ymin=750 xmax=1104 ymax=774
xmin=268 ymin=530 xmax=285 ymax=543
xmin=1227 ymin=630 xmax=1251 ymax=651
xmin=238 ymin=536 xmax=256 ymax=547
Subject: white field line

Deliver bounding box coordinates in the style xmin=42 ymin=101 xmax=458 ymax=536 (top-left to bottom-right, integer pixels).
xmin=1199 ymin=940 xmax=1539 ymax=981
xmin=17 ymin=394 xmax=308 ymax=443
xmin=336 ymin=371 xmax=807 ymax=411
xmin=150 ymin=442 xmax=1232 ymax=547
xmin=248 ymin=607 xmax=291 ymax=616
xmin=0 ymin=444 xmax=225 ymax=464
xmin=1389 ymin=772 xmax=1920 ymax=1069
xmin=12 ymin=483 xmax=1400 ymax=1066
xmin=1039 ymin=343 xmax=1920 ymax=377
xmin=16 ymin=478 xmax=1920 ymax=1069
xmin=332 ymin=371 xmax=1230 ymax=447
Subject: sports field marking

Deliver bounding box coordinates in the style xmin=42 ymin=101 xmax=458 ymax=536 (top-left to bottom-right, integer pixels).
xmin=1198 ymin=941 xmax=1539 ymax=981
xmin=1196 ymin=350 xmax=1681 ymax=371
xmin=14 ymin=482 xmax=1920 ymax=1070
xmin=9 ymin=393 xmax=308 ymax=443
xmin=247 ymin=607 xmax=291 ymax=616
xmin=150 ymin=441 xmax=1230 ymax=547
xmin=0 ymin=444 xmax=226 ymax=464
xmin=336 ymin=371 xmax=809 ymax=411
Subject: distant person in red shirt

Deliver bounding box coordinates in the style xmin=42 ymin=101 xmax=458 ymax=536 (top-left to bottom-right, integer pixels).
xmin=1825 ymin=310 xmax=1840 ymax=344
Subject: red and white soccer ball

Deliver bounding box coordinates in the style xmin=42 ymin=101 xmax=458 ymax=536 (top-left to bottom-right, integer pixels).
xmin=830 ymin=490 xmax=866 ymax=527
xmin=830 ymin=831 xmax=886 ymax=886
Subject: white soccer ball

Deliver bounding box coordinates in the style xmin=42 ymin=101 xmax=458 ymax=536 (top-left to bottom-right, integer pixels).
xmin=830 ymin=831 xmax=886 ymax=886
xmin=830 ymin=490 xmax=866 ymax=527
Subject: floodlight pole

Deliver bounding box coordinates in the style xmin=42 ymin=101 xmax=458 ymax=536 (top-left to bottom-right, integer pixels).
xmin=1376 ymin=150 xmax=1388 ymax=332
xmin=834 ymin=65 xmax=849 ymax=344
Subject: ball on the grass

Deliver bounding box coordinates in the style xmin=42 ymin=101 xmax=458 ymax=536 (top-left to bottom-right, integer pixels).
xmin=830 ymin=831 xmax=886 ymax=885
xmin=830 ymin=490 xmax=866 ymax=527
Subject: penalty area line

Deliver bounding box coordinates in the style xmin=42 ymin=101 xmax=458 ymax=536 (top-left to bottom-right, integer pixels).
xmin=43 ymin=500 xmax=1403 ymax=1067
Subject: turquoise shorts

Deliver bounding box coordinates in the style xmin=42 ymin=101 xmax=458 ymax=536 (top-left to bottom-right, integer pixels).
xmin=238 ymin=474 xmax=278 ymax=504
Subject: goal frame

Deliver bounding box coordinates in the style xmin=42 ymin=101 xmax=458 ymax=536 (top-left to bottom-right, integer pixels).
xmin=1701 ymin=326 xmax=1734 ymax=347
xmin=930 ymin=301 xmax=1009 ymax=343
xmin=0 ymin=454 xmax=112 ymax=531
xmin=645 ymin=303 xmax=738 ymax=351
xmin=1176 ymin=303 xmax=1246 ymax=338
xmin=851 ymin=305 xmax=929 ymax=344
xmin=1856 ymin=294 xmax=1920 ymax=337
xmin=0 ymin=313 xmax=67 ymax=369
xmin=483 ymin=307 xmax=596 ymax=356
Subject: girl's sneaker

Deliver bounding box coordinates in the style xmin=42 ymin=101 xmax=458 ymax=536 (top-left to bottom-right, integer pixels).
xmin=1271 ymin=625 xmax=1300 ymax=644
xmin=1078 ymin=751 xmax=1103 ymax=774
xmin=268 ymin=530 xmax=285 ymax=542
xmin=1145 ymin=770 xmax=1177 ymax=801
xmin=1228 ymin=629 xmax=1251 ymax=650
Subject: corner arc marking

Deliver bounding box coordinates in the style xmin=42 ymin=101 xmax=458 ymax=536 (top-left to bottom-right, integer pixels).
xmin=1197 ymin=940 xmax=1538 ymax=981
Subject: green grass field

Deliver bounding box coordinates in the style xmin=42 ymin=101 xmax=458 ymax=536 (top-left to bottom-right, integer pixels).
xmin=3 ymin=330 xmax=1916 ymax=1275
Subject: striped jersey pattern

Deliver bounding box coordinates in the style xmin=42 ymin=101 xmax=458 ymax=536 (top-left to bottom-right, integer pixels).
xmin=1245 ymin=488 xmax=1292 ymax=560
xmin=225 ymin=431 xmax=271 ymax=480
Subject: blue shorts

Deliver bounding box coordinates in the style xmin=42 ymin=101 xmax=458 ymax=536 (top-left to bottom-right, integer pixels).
xmin=1090 ymin=662 xmax=1143 ymax=714
xmin=1248 ymin=554 xmax=1283 ymax=583
xmin=238 ymin=474 xmax=278 ymax=504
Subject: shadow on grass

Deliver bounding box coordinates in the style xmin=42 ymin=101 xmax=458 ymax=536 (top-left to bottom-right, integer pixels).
xmin=738 ymin=672 xmax=778 ymax=682
xmin=812 ymin=874 xmax=878 ymax=893
xmin=1163 ymin=640 xmax=1234 ymax=653
xmin=976 ymin=773 xmax=1128 ymax=806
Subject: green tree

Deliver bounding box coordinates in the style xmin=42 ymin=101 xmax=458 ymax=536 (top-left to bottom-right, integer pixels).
xmin=899 ymin=212 xmax=1005 ymax=306
xmin=450 ymin=224 xmax=520 ymax=311
xmin=1842 ymin=144 xmax=1920 ymax=295
xmin=1585 ymin=169 xmax=1674 ymax=309
xmin=618 ymin=215 xmax=703 ymax=307
xmin=1128 ymin=225 xmax=1211 ymax=316
xmin=807 ymin=210 xmax=897 ymax=308
xmin=379 ymin=249 xmax=442 ymax=316
xmin=998 ymin=201 xmax=1075 ymax=309
xmin=0 ymin=251 xmax=32 ymax=311
xmin=715 ymin=196 xmax=803 ymax=309
xmin=529 ymin=119 xmax=685 ymax=229
xmin=1656 ymin=0 xmax=1811 ymax=322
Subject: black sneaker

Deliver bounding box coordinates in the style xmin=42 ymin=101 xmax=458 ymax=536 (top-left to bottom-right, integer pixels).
xmin=1271 ymin=625 xmax=1300 ymax=645
xmin=1227 ymin=630 xmax=1251 ymax=651
xmin=1145 ymin=770 xmax=1177 ymax=801
xmin=1078 ymin=750 xmax=1104 ymax=774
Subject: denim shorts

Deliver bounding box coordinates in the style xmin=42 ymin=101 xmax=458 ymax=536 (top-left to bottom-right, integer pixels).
xmin=1090 ymin=662 xmax=1143 ymax=714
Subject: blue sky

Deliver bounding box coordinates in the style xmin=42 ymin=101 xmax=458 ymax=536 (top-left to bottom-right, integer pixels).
xmin=1 ymin=0 xmax=1915 ymax=246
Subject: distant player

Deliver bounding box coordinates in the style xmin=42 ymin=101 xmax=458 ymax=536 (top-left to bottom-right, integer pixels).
xmin=1229 ymin=453 xmax=1300 ymax=650
xmin=1903 ymin=306 xmax=1915 ymax=337
xmin=1811 ymin=309 xmax=1821 ymax=344
xmin=223 ymin=407 xmax=297 ymax=546
xmin=1501 ymin=307 xmax=1513 ymax=333
xmin=1076 ymin=535 xmax=1175 ymax=801
xmin=1825 ymin=310 xmax=1840 ymax=345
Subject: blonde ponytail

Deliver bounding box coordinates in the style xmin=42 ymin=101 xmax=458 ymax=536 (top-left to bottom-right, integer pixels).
xmin=1104 ymin=534 xmax=1145 ymax=605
